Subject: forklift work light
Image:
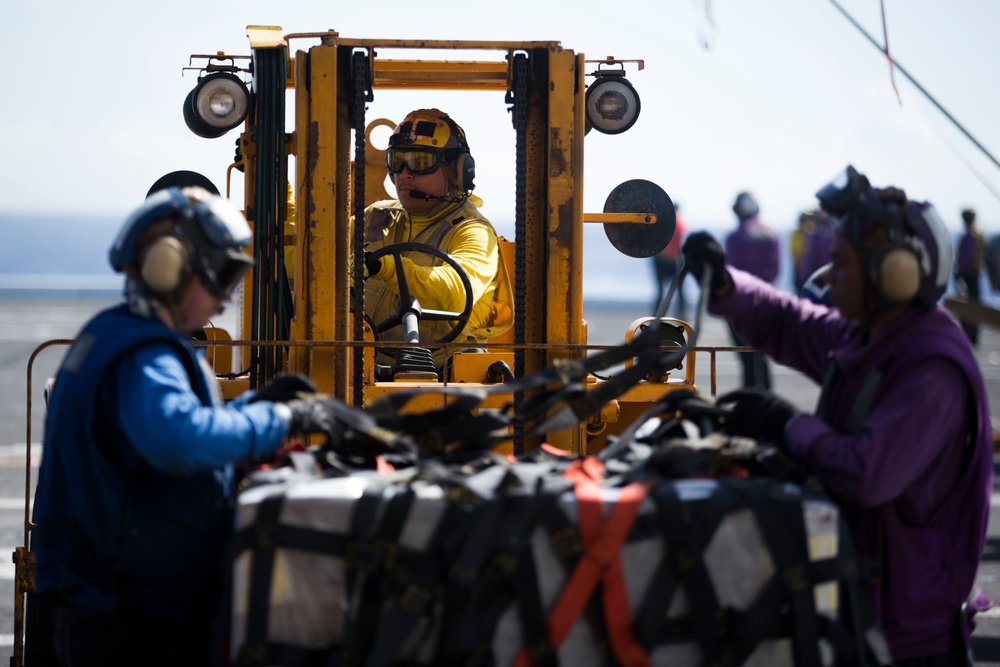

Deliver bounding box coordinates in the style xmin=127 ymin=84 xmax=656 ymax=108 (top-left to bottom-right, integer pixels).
xmin=184 ymin=73 xmax=250 ymax=138
xmin=585 ymin=74 xmax=640 ymax=135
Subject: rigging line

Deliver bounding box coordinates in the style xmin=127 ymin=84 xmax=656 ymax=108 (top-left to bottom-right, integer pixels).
xmin=827 ymin=0 xmax=1000 ymax=175
xmin=879 ymin=0 xmax=901 ymax=105
xmin=692 ymin=0 xmax=717 ymax=50
xmin=908 ymin=97 xmax=1000 ymax=205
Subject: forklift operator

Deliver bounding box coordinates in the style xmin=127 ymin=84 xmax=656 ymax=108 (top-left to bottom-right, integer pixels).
xmin=361 ymin=109 xmax=509 ymax=368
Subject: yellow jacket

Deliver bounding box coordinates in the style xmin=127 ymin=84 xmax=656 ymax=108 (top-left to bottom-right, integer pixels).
xmin=362 ymin=198 xmax=510 ymax=365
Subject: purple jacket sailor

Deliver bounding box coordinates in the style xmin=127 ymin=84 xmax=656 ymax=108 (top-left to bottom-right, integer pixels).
xmin=724 ymin=191 xmax=781 ymax=389
xmin=683 ymin=166 xmax=993 ymax=665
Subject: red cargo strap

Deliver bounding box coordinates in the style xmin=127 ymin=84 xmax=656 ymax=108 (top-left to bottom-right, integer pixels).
xmin=375 ymin=456 xmax=395 ymax=474
xmin=514 ymin=460 xmax=653 ymax=667
xmin=562 ymin=455 xmax=605 ymax=485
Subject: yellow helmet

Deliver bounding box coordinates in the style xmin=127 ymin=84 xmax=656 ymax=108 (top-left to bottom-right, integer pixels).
xmin=386 ymin=109 xmax=475 ymax=193
xmin=388 ymin=108 xmax=467 ymax=152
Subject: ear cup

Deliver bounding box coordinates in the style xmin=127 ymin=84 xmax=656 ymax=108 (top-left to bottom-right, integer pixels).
xmin=141 ymin=236 xmax=190 ymax=294
xmin=455 ymin=153 xmax=475 ymax=192
xmin=874 ymin=246 xmax=920 ymax=304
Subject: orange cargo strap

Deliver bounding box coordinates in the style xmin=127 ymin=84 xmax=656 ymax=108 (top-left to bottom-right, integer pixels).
xmin=375 ymin=456 xmax=396 ymax=474
xmin=514 ymin=457 xmax=653 ymax=667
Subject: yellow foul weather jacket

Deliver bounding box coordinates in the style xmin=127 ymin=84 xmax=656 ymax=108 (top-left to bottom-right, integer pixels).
xmin=362 ymin=198 xmax=512 ymax=365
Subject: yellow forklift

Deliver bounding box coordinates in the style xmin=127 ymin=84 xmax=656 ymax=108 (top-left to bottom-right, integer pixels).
xmin=183 ymin=26 xmax=693 ymax=455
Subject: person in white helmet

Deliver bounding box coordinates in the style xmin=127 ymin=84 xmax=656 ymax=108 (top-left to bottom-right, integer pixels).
xmin=30 ymin=187 xmax=341 ymax=666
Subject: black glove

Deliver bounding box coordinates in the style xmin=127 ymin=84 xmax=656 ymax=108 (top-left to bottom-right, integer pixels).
xmin=364 ymin=251 xmax=383 ymax=279
xmin=285 ymin=397 xmax=340 ymax=437
xmin=717 ymin=388 xmax=798 ymax=447
xmin=681 ymin=231 xmax=729 ymax=293
xmin=248 ymin=373 xmax=317 ymax=404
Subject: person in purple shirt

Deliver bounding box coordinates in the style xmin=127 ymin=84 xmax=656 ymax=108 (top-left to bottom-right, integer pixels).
xmin=682 ymin=166 xmax=992 ymax=666
xmin=724 ymin=191 xmax=780 ymax=389
xmin=953 ymin=207 xmax=996 ymax=346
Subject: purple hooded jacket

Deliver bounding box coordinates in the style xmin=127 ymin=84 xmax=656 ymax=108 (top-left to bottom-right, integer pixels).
xmin=712 ymin=268 xmax=993 ymax=661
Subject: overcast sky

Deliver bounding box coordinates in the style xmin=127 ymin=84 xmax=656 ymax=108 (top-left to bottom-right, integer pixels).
xmin=4 ymin=0 xmax=999 ymax=236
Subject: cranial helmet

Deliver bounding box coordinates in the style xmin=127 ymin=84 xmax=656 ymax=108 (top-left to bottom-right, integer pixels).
xmin=732 ymin=191 xmax=760 ymax=219
xmin=109 ymin=187 xmax=255 ymax=299
xmin=386 ymin=109 xmax=475 ymax=193
xmin=815 ymin=165 xmax=952 ymax=308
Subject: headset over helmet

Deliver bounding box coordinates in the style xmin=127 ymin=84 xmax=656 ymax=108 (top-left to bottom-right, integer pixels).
xmin=385 ymin=109 xmax=476 ymax=194
xmin=815 ymin=165 xmax=952 ymax=309
xmin=109 ymin=186 xmax=255 ymax=300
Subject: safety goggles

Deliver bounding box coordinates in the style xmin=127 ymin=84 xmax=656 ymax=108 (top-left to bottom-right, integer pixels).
xmin=198 ymin=247 xmax=254 ymax=298
xmin=386 ymin=148 xmax=447 ymax=175
xmin=816 ymin=165 xmax=902 ymax=243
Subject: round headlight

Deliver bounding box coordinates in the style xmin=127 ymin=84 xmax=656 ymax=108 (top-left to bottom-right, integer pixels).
xmin=184 ymin=73 xmax=249 ymax=138
xmin=585 ymin=76 xmax=641 ymax=135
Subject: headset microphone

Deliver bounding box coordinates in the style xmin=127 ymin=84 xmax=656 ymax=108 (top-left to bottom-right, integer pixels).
xmin=408 ymin=189 xmax=441 ymax=201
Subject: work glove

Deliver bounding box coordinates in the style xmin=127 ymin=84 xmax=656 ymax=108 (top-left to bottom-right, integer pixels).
xmin=248 ymin=373 xmax=317 ymax=404
xmin=285 ymin=396 xmax=341 ymax=438
xmin=717 ymin=388 xmax=798 ymax=447
xmin=681 ymin=231 xmax=729 ymax=293
xmin=348 ymin=252 xmax=366 ymax=288
xmin=364 ymin=251 xmax=383 ymax=279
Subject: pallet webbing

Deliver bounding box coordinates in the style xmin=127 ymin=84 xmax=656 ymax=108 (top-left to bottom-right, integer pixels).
xmin=457 ymin=479 xmax=561 ymax=666
xmin=651 ymin=479 xmax=741 ymax=665
xmin=581 ymin=479 xmax=655 ymax=667
xmin=229 ymin=449 xmax=885 ymax=666
xmin=232 ymin=491 xmax=355 ymax=666
xmin=235 ymin=492 xmax=285 ymax=665
xmin=434 ymin=467 xmax=529 ymax=662
xmin=746 ymin=481 xmax=825 ymax=667
xmin=342 ymin=483 xmax=419 ymax=666
xmin=513 ymin=457 xmax=653 ymax=667
xmin=640 ymin=478 xmax=854 ymax=666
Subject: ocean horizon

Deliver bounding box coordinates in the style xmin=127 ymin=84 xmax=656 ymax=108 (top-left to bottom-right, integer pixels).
xmin=2 ymin=209 xmax=993 ymax=310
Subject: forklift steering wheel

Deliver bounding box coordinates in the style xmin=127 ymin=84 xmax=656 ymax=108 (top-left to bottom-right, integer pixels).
xmin=366 ymin=242 xmax=475 ymax=354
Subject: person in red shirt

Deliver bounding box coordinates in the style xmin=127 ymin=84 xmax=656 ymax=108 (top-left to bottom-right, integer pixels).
xmin=651 ymin=203 xmax=688 ymax=314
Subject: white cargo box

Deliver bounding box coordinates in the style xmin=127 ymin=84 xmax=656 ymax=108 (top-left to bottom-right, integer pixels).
xmin=229 ymin=461 xmax=880 ymax=667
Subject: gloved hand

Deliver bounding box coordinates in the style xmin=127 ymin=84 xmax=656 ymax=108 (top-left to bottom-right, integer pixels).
xmin=717 ymin=388 xmax=798 ymax=447
xmin=285 ymin=397 xmax=340 ymax=438
xmin=681 ymin=231 xmax=729 ymax=293
xmin=364 ymin=251 xmax=382 ymax=279
xmin=248 ymin=373 xmax=317 ymax=404
xmin=348 ymin=252 xmax=382 ymax=288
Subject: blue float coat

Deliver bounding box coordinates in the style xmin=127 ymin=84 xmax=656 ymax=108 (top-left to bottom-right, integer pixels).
xmin=32 ymin=304 xmax=288 ymax=618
